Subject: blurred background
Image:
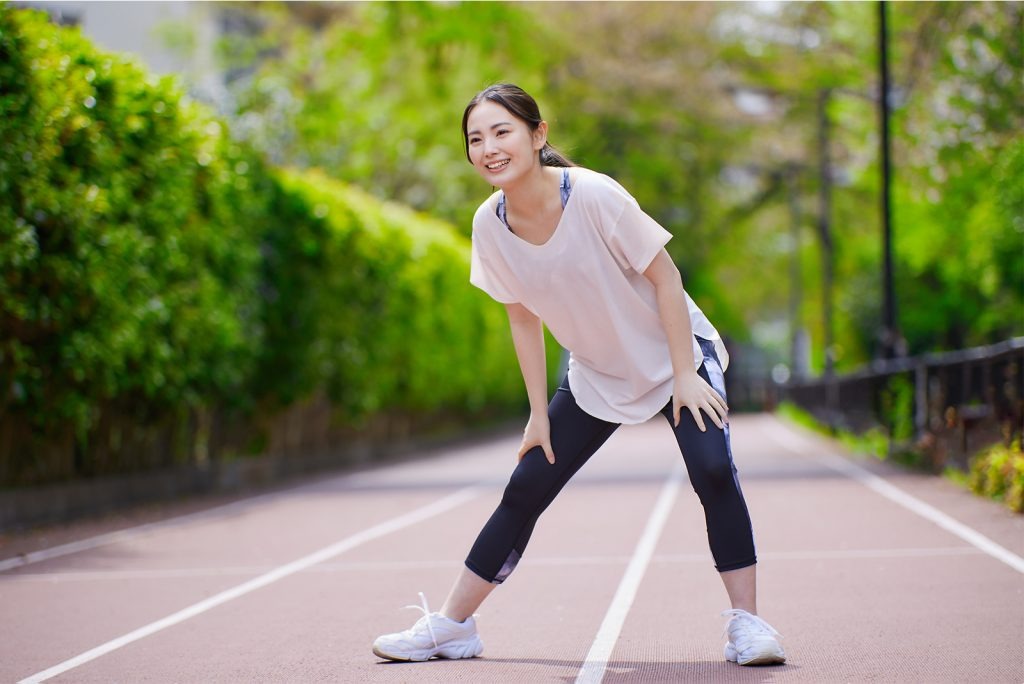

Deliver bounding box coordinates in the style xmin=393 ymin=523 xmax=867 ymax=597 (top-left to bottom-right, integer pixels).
xmin=1 ymin=1 xmax=1021 ymax=525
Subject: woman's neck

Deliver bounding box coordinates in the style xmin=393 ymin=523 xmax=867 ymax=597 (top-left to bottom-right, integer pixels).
xmin=501 ymin=165 xmax=560 ymax=219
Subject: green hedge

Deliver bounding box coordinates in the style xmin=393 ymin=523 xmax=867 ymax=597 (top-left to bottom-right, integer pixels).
xmin=261 ymin=168 xmax=523 ymax=419
xmin=1 ymin=6 xmax=269 ymax=471
xmin=0 ymin=6 xmax=525 ymax=487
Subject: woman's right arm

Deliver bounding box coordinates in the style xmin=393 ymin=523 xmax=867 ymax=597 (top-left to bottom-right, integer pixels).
xmin=506 ymin=302 xmax=556 ymax=464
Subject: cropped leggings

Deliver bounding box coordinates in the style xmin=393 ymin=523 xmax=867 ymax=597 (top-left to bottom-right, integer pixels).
xmin=465 ymin=337 xmax=756 ymax=584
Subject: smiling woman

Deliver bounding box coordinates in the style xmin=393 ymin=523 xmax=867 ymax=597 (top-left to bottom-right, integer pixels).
xmin=372 ymin=83 xmax=787 ymax=668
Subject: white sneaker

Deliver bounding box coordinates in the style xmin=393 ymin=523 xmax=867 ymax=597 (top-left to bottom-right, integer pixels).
xmin=722 ymin=609 xmax=786 ymax=666
xmin=372 ymin=593 xmax=483 ymax=662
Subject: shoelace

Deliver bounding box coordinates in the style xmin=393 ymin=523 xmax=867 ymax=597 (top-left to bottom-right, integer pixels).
xmin=404 ymin=592 xmax=439 ymax=649
xmin=720 ymin=609 xmax=782 ymax=639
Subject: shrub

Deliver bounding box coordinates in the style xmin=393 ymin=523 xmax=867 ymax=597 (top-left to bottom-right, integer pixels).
xmin=968 ymin=440 xmax=1024 ymax=513
xmin=259 ymin=168 xmax=524 ymax=422
xmin=1 ymin=7 xmax=268 ymax=478
xmin=1 ymin=6 xmax=527 ymax=487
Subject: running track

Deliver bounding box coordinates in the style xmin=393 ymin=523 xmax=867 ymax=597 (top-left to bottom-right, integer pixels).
xmin=2 ymin=414 xmax=1022 ymax=683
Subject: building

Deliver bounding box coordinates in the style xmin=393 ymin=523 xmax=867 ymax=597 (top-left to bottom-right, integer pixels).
xmin=13 ymin=1 xmax=226 ymax=106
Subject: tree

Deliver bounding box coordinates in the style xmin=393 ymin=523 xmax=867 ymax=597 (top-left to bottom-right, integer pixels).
xmin=214 ymin=2 xmax=560 ymax=228
xmin=185 ymin=1 xmax=1022 ymax=373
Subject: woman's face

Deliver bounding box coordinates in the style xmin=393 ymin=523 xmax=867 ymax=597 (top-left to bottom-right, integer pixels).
xmin=465 ymin=100 xmax=546 ymax=187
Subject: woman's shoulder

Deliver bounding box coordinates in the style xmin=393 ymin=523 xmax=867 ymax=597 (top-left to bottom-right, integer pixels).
xmin=569 ymin=167 xmax=635 ymax=209
xmin=472 ymin=189 xmax=504 ymax=231
xmin=568 ymin=166 xmax=604 ymax=188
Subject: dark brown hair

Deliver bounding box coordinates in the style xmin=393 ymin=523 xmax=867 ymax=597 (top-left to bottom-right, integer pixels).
xmin=462 ymin=83 xmax=574 ymax=168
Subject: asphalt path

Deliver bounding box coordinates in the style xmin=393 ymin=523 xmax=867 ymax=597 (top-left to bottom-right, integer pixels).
xmin=1 ymin=414 xmax=1022 ymax=683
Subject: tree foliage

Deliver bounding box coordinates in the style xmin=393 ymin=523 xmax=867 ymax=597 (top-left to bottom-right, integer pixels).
xmin=710 ymin=1 xmax=1022 ymax=363
xmin=209 ymin=1 xmax=1021 ymax=374
xmin=216 ymin=2 xmax=559 ymax=227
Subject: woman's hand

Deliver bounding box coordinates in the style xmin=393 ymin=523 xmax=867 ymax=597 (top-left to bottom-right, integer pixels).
xmin=517 ymin=412 xmax=555 ymax=464
xmin=672 ymin=370 xmax=729 ymax=432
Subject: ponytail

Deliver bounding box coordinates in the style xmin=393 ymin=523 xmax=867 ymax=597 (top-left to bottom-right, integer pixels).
xmin=540 ymin=143 xmax=575 ymax=168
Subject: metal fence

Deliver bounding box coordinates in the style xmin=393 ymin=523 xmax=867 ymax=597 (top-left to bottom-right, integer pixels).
xmin=777 ymin=337 xmax=1024 ymax=471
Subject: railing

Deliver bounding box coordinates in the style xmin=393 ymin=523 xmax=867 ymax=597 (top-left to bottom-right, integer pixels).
xmin=777 ymin=337 xmax=1024 ymax=471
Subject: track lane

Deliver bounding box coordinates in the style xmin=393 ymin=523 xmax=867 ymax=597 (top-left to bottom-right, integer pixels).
xmin=26 ymin=427 xmax=671 ymax=683
xmin=3 ymin=415 xmax=1021 ymax=683
xmin=604 ymin=415 xmax=1022 ymax=683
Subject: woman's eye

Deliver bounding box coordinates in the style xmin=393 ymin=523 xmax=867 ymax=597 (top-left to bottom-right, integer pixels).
xmin=497 ymin=129 xmax=509 ymax=136
xmin=469 ymin=137 xmax=481 ymax=144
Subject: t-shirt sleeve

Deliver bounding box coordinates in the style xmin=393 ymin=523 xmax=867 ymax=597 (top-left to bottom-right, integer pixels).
xmin=598 ymin=179 xmax=673 ymax=274
xmin=470 ymin=230 xmax=519 ymax=304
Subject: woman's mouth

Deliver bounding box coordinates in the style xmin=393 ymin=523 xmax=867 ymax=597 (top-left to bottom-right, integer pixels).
xmin=485 ymin=159 xmax=510 ymax=172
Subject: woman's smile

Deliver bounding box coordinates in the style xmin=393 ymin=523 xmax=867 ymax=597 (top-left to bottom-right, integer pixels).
xmin=485 ymin=159 xmax=511 ymax=172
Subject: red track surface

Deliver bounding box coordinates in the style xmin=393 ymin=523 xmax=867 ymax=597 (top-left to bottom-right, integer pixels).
xmin=2 ymin=414 xmax=1022 ymax=683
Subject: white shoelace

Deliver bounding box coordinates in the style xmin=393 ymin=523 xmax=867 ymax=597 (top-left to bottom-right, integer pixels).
xmin=404 ymin=591 xmax=439 ymax=648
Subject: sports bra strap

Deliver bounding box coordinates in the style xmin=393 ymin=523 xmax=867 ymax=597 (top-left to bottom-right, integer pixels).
xmin=496 ymin=168 xmax=572 ymax=231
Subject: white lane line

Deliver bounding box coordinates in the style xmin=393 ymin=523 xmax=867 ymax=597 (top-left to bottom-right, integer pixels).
xmin=2 ymin=520 xmax=197 ymax=573
xmin=0 ymin=479 xmax=342 ymax=572
xmin=16 ymin=485 xmax=482 ymax=684
xmin=765 ymin=417 xmax=1024 ymax=575
xmin=575 ymin=462 xmax=684 ymax=684
xmin=0 ymin=441 xmax=508 ymax=574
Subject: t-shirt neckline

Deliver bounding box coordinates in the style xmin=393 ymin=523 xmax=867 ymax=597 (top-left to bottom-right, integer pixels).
xmin=493 ymin=169 xmax=579 ymax=249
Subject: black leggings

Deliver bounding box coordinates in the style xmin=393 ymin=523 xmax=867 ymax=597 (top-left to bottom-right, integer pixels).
xmin=465 ymin=339 xmax=756 ymax=584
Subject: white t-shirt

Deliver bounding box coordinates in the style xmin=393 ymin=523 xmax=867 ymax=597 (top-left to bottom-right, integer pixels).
xmin=470 ymin=167 xmax=728 ymax=424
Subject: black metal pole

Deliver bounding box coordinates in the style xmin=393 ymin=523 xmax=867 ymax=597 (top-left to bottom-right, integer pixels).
xmin=817 ymin=89 xmax=839 ymax=426
xmin=817 ymin=89 xmax=834 ymax=381
xmin=879 ymin=0 xmax=898 ymax=358
xmin=787 ymin=165 xmax=804 ymax=380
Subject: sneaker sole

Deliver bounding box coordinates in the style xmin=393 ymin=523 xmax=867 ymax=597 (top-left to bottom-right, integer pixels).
xmin=737 ymin=652 xmax=786 ymax=666
xmin=373 ymin=636 xmax=483 ymax=662
xmin=725 ymin=643 xmax=786 ymax=666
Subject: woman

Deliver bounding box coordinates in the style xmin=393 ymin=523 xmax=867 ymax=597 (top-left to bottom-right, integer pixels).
xmin=372 ymin=84 xmax=785 ymax=667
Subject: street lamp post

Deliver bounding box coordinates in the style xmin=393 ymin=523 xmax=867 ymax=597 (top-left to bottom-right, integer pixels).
xmin=878 ymin=0 xmax=900 ymax=359
xmin=785 ymin=163 xmax=809 ymax=381
xmin=816 ymin=89 xmax=835 ymax=381
xmin=816 ymin=88 xmax=840 ymax=423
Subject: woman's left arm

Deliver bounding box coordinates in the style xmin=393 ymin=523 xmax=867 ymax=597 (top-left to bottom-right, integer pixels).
xmin=643 ymin=249 xmax=729 ymax=431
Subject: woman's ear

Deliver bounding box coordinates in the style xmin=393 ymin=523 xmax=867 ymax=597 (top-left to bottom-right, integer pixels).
xmin=533 ymin=121 xmax=549 ymax=151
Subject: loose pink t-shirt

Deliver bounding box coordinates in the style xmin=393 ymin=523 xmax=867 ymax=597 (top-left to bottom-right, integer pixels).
xmin=470 ymin=168 xmax=729 ymax=424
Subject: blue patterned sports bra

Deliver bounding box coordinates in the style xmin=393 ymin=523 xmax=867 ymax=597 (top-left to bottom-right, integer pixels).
xmin=496 ymin=168 xmax=572 ymax=232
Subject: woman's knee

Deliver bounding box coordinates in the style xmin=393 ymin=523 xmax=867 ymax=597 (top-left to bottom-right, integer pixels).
xmin=688 ymin=448 xmax=739 ymax=494
xmin=499 ymin=452 xmax=551 ymax=513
